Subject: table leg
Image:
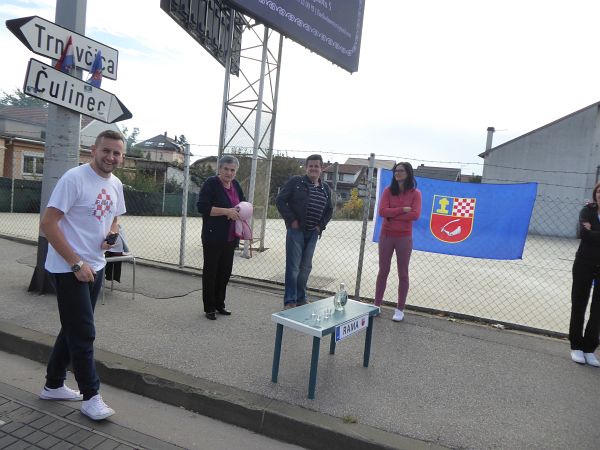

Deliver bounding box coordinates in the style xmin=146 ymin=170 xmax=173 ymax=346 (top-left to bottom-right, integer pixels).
xmin=329 ymin=333 xmax=336 ymax=354
xmin=272 ymin=324 xmax=284 ymax=383
xmin=363 ymin=315 xmax=374 ymax=367
xmin=308 ymin=336 xmax=321 ymax=399
xmin=132 ymin=258 xmax=136 ymax=300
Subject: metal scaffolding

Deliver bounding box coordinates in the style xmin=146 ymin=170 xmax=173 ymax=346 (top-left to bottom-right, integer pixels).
xmin=218 ymin=13 xmax=284 ymax=254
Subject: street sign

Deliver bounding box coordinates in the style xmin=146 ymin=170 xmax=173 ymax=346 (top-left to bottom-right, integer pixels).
xmin=23 ymin=58 xmax=131 ymax=124
xmin=6 ymin=15 xmax=119 ymax=80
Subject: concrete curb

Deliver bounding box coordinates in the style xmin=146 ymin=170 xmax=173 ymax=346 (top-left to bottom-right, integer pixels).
xmin=0 ymin=320 xmax=447 ymax=450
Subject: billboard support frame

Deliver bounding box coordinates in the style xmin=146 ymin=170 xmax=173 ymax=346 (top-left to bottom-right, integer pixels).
xmin=217 ymin=17 xmax=283 ymax=253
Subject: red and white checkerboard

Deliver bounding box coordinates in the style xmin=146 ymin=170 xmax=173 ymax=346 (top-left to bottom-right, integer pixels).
xmin=93 ymin=188 xmax=112 ymax=220
xmin=452 ymin=198 xmax=475 ymax=217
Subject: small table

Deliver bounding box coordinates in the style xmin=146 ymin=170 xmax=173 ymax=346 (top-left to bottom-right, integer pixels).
xmin=271 ymin=298 xmax=379 ymax=399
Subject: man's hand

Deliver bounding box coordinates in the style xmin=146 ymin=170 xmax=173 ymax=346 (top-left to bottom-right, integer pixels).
xmin=582 ymin=221 xmax=592 ymax=231
xmin=74 ymin=262 xmax=96 ymax=283
xmin=291 ymin=219 xmax=300 ymax=229
xmin=101 ymin=233 xmax=118 ymax=250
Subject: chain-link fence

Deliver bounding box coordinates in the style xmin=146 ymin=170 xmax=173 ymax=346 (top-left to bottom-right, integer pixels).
xmin=0 ymin=174 xmax=582 ymax=336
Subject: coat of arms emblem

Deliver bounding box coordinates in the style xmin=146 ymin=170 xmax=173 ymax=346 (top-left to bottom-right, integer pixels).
xmin=430 ymin=195 xmax=476 ymax=243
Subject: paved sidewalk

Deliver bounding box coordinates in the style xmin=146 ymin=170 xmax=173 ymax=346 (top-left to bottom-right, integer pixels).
xmin=0 ymin=350 xmax=303 ymax=450
xmin=0 ymin=381 xmax=184 ymax=450
xmin=1 ymin=236 xmax=599 ymax=449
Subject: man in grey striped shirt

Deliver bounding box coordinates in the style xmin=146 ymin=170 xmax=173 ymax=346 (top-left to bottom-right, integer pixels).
xmin=276 ymin=155 xmax=333 ymax=309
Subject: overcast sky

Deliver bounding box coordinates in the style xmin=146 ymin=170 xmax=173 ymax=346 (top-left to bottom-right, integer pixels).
xmin=2 ymin=0 xmax=600 ymax=174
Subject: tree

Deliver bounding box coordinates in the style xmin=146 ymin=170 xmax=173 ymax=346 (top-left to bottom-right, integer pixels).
xmin=113 ymin=168 xmax=160 ymax=192
xmin=340 ymin=188 xmax=364 ymax=220
xmin=165 ymin=176 xmax=183 ymax=194
xmin=0 ymin=88 xmax=47 ymax=108
xmin=190 ymin=163 xmax=215 ymax=187
xmin=121 ymin=126 xmax=141 ymax=155
xmin=269 ymin=152 xmax=304 ymax=201
xmin=175 ymin=134 xmax=188 ymax=146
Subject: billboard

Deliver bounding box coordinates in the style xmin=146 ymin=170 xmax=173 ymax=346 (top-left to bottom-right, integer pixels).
xmin=160 ymin=0 xmax=243 ymax=75
xmin=225 ymin=0 xmax=365 ymax=73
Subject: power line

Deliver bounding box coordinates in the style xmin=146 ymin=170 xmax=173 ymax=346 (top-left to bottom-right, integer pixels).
xmin=3 ymin=130 xmax=598 ymax=177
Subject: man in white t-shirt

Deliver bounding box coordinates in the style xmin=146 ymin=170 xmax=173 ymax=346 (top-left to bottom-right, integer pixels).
xmin=39 ymin=130 xmax=126 ymax=421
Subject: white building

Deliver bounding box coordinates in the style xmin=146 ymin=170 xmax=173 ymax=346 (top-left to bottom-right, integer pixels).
xmin=480 ymin=102 xmax=600 ymax=237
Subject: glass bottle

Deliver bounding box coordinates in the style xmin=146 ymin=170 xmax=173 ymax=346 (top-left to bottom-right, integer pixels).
xmin=333 ymin=283 xmax=348 ymax=311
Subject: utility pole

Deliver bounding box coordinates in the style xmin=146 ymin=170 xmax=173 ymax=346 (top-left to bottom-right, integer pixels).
xmin=29 ymin=0 xmax=87 ymax=293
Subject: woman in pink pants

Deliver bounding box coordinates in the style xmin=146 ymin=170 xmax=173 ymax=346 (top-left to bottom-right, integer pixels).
xmin=375 ymin=162 xmax=422 ymax=321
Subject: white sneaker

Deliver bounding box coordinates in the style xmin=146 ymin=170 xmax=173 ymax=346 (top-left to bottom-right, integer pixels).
xmin=570 ymin=350 xmax=586 ymax=364
xmin=392 ymin=308 xmax=404 ymax=322
xmin=39 ymin=385 xmax=83 ymax=401
xmin=81 ymin=394 xmax=115 ymax=420
xmin=584 ymin=352 xmax=600 ymax=367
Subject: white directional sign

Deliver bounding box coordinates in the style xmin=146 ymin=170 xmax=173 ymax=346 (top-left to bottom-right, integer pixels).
xmin=23 ymin=59 xmax=131 ymax=123
xmin=6 ymin=15 xmax=118 ymax=80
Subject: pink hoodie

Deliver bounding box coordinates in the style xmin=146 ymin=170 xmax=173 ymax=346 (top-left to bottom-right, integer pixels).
xmin=378 ymin=187 xmax=422 ymax=237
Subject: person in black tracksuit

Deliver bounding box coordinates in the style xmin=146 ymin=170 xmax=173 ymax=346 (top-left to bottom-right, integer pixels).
xmin=197 ymin=156 xmax=245 ymax=320
xmin=569 ymin=182 xmax=600 ymax=366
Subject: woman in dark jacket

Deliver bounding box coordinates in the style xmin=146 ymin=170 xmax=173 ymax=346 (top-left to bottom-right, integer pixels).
xmin=197 ymin=155 xmax=245 ymax=320
xmin=569 ymin=181 xmax=600 ymax=366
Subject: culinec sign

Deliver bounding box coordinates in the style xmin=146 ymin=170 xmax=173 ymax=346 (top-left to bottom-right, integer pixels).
xmin=23 ymin=59 xmax=131 ymax=124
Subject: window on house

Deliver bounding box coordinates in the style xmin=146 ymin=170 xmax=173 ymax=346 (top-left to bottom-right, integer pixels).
xmin=23 ymin=155 xmax=44 ymax=175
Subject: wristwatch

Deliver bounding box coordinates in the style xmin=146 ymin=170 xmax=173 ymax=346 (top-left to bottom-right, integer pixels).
xmin=71 ymin=260 xmax=84 ymax=273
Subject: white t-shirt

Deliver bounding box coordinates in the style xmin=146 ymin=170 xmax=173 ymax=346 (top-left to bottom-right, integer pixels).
xmin=45 ymin=163 xmax=126 ymax=273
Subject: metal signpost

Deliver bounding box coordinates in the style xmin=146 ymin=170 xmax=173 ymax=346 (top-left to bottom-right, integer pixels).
xmin=5 ymin=0 xmax=131 ymax=293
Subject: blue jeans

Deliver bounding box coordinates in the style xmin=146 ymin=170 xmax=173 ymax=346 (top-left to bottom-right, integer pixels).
xmin=45 ymin=269 xmax=104 ymax=400
xmin=284 ymin=228 xmax=318 ymax=305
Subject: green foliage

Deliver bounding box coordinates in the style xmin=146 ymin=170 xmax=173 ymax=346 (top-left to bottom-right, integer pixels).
xmin=114 ymin=168 xmax=160 ymax=193
xmin=227 ymin=148 xmax=304 ymax=202
xmin=338 ymin=188 xmax=364 ymax=220
xmin=267 ymin=204 xmax=280 ymax=219
xmin=0 ymin=88 xmax=47 ymax=107
xmin=468 ymin=175 xmax=482 ymax=183
xmin=165 ymin=177 xmax=183 ymax=194
xmin=121 ymin=126 xmax=141 ymax=154
xmin=342 ymin=415 xmax=358 ymax=424
xmin=270 ymin=152 xmax=304 ymax=201
xmin=190 ymin=163 xmax=215 ymax=187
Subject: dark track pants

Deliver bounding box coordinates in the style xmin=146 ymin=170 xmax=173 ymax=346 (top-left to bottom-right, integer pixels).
xmin=569 ymin=258 xmax=600 ymax=353
xmin=45 ymin=269 xmax=104 ymax=400
xmin=202 ymin=242 xmax=236 ymax=313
